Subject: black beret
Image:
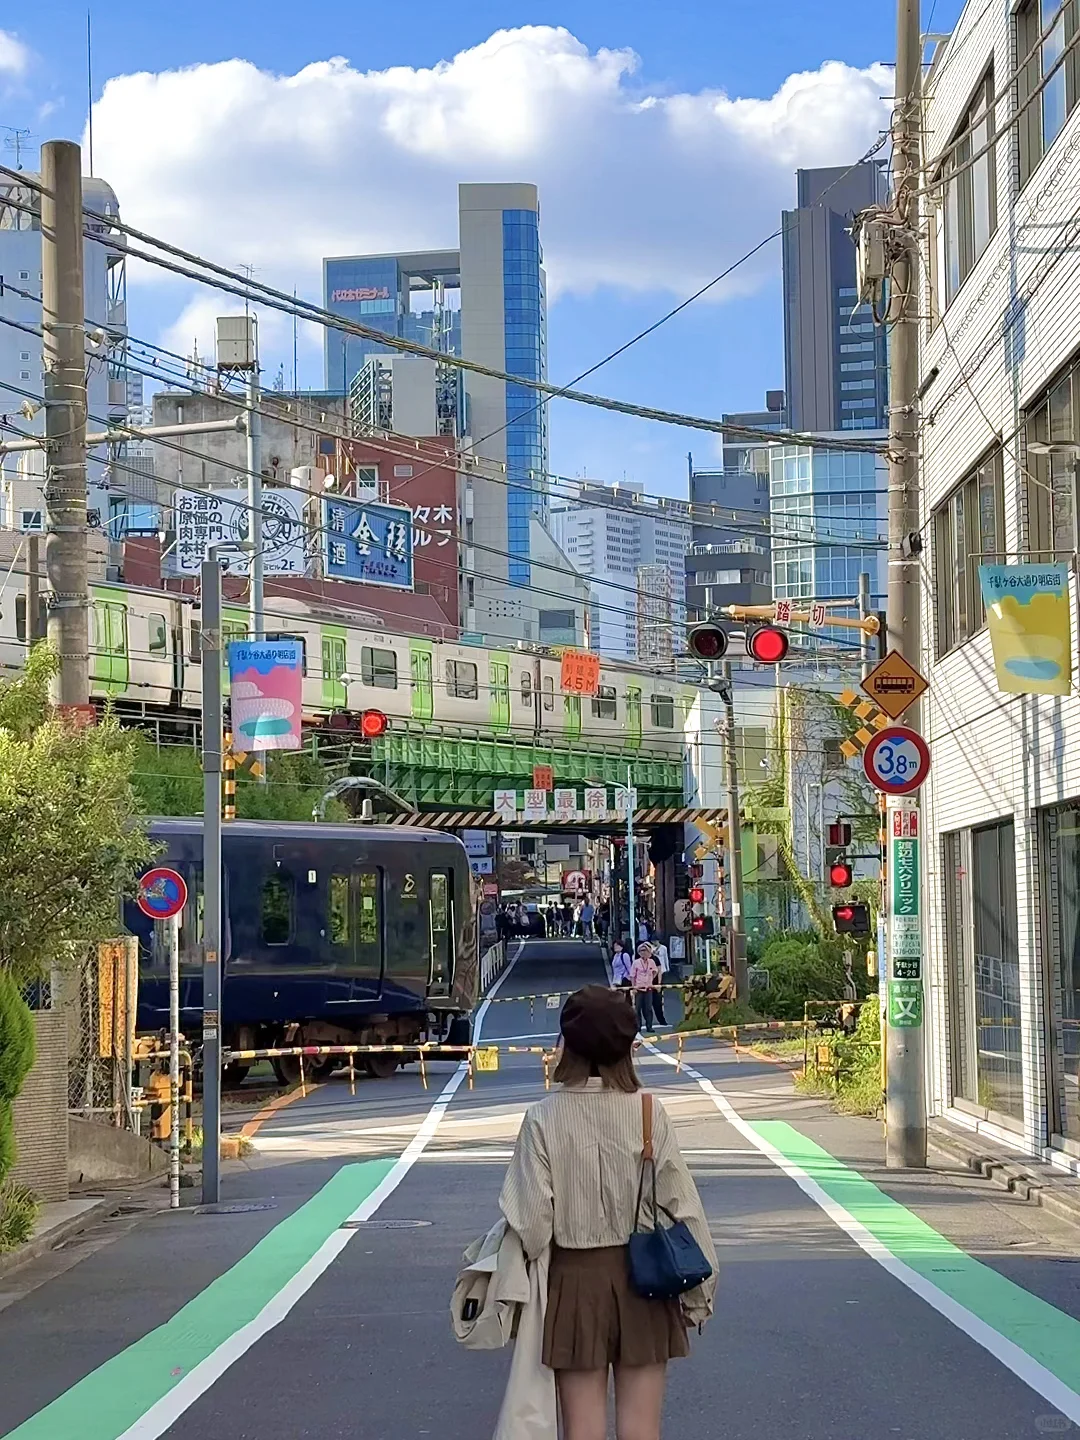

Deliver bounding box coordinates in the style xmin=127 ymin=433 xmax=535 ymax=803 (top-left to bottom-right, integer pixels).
xmin=559 ymin=985 xmax=638 ymax=1066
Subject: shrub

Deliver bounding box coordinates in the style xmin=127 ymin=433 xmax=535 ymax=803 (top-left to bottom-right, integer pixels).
xmin=757 ymin=934 xmax=850 ymax=1019
xmin=0 ymin=972 xmax=35 ymax=1187
xmin=798 ymin=996 xmax=882 ymax=1116
xmin=0 ymin=1181 xmax=38 ymax=1253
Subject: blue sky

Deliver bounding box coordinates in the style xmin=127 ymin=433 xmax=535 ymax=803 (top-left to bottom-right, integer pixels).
xmin=1 ymin=2 xmax=964 ymax=495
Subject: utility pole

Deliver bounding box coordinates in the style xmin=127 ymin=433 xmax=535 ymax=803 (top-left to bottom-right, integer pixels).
xmin=200 ymin=553 xmax=224 ymax=1206
xmin=246 ymin=363 xmax=264 ymax=641
xmin=719 ymin=660 xmax=748 ymax=998
xmin=40 ymin=139 xmax=89 ymax=710
xmin=625 ymin=766 xmax=636 ymax=947
xmin=884 ymin=0 xmax=927 ymax=1169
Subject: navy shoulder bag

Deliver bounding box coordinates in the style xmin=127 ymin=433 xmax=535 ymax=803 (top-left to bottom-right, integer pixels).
xmin=627 ymin=1092 xmax=713 ymax=1300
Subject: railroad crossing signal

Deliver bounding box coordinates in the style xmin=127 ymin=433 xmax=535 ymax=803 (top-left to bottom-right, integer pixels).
xmin=687 ymin=622 xmax=729 ymax=661
xmin=746 ymin=625 xmax=789 ymax=664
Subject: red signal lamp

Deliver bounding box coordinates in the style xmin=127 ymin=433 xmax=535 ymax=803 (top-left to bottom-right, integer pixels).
xmin=829 ymin=862 xmax=853 ymax=888
xmin=359 ymin=709 xmax=388 ymax=739
xmin=687 ymin=622 xmax=729 ymax=661
xmin=689 ymin=886 xmax=705 ymax=904
xmin=747 ymin=625 xmax=789 ymax=664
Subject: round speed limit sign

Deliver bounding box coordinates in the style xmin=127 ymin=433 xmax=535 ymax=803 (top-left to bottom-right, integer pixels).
xmin=863 ymin=726 xmax=930 ymax=795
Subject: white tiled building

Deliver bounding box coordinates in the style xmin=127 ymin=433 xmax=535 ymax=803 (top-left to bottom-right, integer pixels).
xmin=919 ymin=0 xmax=1080 ymax=1165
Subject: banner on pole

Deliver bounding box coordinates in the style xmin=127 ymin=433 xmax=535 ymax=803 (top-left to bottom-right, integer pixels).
xmin=979 ymin=562 xmax=1072 ymax=696
xmin=228 ymin=639 xmax=304 ymax=751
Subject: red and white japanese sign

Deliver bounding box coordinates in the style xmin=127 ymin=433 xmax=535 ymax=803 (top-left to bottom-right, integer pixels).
xmin=560 ymin=650 xmax=601 ymax=696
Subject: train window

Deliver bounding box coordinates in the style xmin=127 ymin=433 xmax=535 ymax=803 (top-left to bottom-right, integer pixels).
xmin=148 ymin=614 xmax=168 ymax=653
xmin=521 ymin=673 xmax=533 ymax=707
xmin=189 ymin=620 xmax=201 ymax=662
xmin=267 ymin=632 xmax=307 ymax=675
xmin=429 ymin=869 xmax=453 ymax=991
xmin=430 ymin=873 xmax=449 ymax=933
xmin=626 ymin=687 xmax=642 ymax=749
xmin=650 ymin=694 xmax=675 ymax=729
xmin=542 ymin=675 xmax=554 ymax=711
xmin=260 ymin=875 xmax=293 ymax=945
xmin=362 ymin=646 xmax=398 ymax=689
xmin=591 ymin=685 xmax=617 ymax=720
xmin=358 ymin=871 xmax=379 ymax=946
xmin=446 ymin=659 xmax=478 ymax=700
xmin=329 ymin=875 xmax=349 ymax=944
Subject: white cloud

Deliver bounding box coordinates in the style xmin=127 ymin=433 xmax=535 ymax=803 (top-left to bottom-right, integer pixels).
xmin=93 ymin=28 xmax=889 ymax=313
xmin=0 ymin=29 xmax=29 ymax=76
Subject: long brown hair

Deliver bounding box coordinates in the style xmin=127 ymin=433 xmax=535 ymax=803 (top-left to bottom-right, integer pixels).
xmin=553 ymin=1044 xmax=641 ymax=1093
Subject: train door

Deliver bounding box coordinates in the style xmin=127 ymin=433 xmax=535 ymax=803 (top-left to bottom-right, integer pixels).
xmin=410 ymin=642 xmax=434 ymax=722
xmin=490 ymin=657 xmax=511 ymax=732
xmin=350 ymin=867 xmax=384 ymax=1002
xmin=428 ymin=868 xmax=454 ymax=996
xmin=626 ymin=686 xmax=642 ymax=750
xmin=564 ymin=692 xmax=582 ymax=742
xmin=91 ymin=596 xmax=129 ymax=695
xmin=322 ymin=628 xmax=347 ymax=710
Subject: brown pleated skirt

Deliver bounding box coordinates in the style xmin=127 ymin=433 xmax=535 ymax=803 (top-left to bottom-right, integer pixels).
xmin=543 ymin=1244 xmax=690 ymax=1371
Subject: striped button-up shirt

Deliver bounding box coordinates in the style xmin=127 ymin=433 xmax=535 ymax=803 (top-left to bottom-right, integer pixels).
xmin=499 ymin=1081 xmax=717 ymax=1324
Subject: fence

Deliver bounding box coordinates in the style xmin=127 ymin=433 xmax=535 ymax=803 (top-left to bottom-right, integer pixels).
xmin=63 ymin=940 xmax=138 ymax=1130
xmin=479 ymin=938 xmax=508 ymax=996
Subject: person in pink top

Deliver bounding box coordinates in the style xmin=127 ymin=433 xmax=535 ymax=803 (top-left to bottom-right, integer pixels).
xmin=629 ymin=945 xmax=660 ymax=1033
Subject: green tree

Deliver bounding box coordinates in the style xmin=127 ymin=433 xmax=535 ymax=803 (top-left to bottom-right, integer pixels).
xmin=0 ymin=647 xmax=155 ymax=987
xmin=0 ymin=970 xmax=35 ymax=1188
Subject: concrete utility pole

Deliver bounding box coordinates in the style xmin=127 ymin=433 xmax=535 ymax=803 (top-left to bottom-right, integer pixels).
xmin=246 ymin=365 xmax=264 ymax=641
xmin=884 ymin=0 xmax=927 ymax=1169
xmin=719 ymin=661 xmax=749 ymax=999
xmin=40 ymin=140 xmax=89 ymax=709
xmin=859 ymin=571 xmax=873 ymax=680
xmin=200 ymin=553 xmax=224 ymax=1206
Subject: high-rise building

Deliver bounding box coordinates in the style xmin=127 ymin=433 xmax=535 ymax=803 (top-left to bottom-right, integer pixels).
xmin=325 ymin=183 xmax=550 ymax=641
xmin=782 ymin=163 xmax=889 ymax=433
xmin=684 ymin=391 xmax=785 ymax=623
xmin=551 ymin=482 xmax=690 ymax=661
xmin=0 ymin=173 xmax=128 ymax=531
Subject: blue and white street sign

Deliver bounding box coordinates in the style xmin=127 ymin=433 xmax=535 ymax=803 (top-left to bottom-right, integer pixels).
xmin=863 ymin=725 xmax=930 ymax=796
xmin=322 ymin=497 xmax=414 ymax=589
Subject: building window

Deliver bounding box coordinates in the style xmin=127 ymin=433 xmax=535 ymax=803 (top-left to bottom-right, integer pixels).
xmin=1024 ymin=358 xmax=1080 ymax=556
xmin=939 ymin=68 xmax=996 ymax=302
xmin=840 ymin=361 xmax=875 ymax=373
xmin=591 ymin=685 xmax=617 ymax=720
xmin=446 ymin=659 xmax=478 ymax=700
xmin=1040 ymin=801 xmax=1080 ymax=1143
xmin=1018 ymin=0 xmax=1079 ymax=187
xmin=650 ymin=694 xmax=675 ymax=729
xmin=361 ymin=646 xmax=397 ymax=689
xmin=932 ymin=447 xmax=1004 ymax=656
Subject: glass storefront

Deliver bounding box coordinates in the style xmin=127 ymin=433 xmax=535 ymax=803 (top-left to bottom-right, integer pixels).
xmin=943 ymin=820 xmax=1024 ymax=1126
xmin=1040 ymin=802 xmax=1080 ymax=1145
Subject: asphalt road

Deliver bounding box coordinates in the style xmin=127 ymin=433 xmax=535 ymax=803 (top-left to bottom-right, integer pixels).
xmin=2 ymin=938 xmax=1080 ymax=1440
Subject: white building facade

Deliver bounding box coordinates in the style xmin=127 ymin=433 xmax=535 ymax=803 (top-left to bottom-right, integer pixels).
xmin=919 ymin=0 xmax=1080 ymax=1165
xmin=551 ymin=482 xmax=690 ymax=661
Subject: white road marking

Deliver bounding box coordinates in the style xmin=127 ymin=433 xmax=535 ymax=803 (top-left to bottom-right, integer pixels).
xmin=647 ymin=1043 xmax=1080 ymax=1426
xmin=120 ymin=943 xmax=525 ymax=1440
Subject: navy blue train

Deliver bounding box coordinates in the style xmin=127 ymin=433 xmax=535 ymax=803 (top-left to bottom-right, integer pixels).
xmin=127 ymin=819 xmax=479 ymax=1082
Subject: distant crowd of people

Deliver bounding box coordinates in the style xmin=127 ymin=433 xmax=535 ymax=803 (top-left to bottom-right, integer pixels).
xmin=495 ymin=897 xmax=611 ymax=942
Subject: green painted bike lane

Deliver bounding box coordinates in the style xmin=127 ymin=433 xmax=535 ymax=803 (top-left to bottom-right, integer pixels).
xmin=753 ymin=1121 xmax=1080 ymax=1403
xmin=3 ymin=1159 xmax=394 ymax=1440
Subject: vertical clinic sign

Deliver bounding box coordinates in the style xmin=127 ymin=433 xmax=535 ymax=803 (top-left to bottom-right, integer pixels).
xmin=887 ymin=802 xmax=923 ymax=1027
xmin=228 ymin=640 xmax=304 ymax=751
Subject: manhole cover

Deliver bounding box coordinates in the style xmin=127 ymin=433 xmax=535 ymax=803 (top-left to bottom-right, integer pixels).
xmin=198 ymin=1201 xmax=278 ymax=1215
xmin=339 ymin=1219 xmax=432 ymax=1230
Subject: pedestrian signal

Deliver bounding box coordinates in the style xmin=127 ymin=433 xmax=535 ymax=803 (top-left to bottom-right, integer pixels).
xmin=747 ymin=625 xmax=789 ymax=664
xmin=687 ymin=622 xmax=729 ymax=661
xmin=832 ymin=903 xmax=871 ymax=935
xmin=691 ymin=915 xmax=715 ymax=937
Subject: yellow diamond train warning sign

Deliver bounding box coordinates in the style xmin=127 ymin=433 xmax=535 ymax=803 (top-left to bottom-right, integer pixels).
xmin=860 ymin=649 xmax=929 ymax=720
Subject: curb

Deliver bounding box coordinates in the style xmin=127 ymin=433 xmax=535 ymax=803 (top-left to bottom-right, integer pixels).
xmin=928 ymin=1123 xmax=1080 ymax=1233
xmin=0 ymin=1196 xmax=118 ymax=1281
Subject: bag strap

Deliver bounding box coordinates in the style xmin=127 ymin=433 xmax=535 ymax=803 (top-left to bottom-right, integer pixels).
xmin=634 ymin=1093 xmax=658 ymax=1234
xmin=641 ymin=1092 xmax=654 ymax=1162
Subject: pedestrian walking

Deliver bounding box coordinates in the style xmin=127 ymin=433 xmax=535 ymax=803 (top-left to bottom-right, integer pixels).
xmin=651 ymin=940 xmax=670 ymax=1027
xmin=580 ymin=899 xmax=595 ymax=942
xmin=630 ymin=946 xmax=661 ymax=1034
xmin=561 ymin=900 xmax=574 ymax=938
xmin=611 ymin=940 xmax=633 ymax=988
xmin=499 ymin=986 xmax=716 ymax=1440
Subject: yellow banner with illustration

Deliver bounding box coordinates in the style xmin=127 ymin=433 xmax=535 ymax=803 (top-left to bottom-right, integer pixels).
xmin=978 ymin=563 xmax=1072 ymax=696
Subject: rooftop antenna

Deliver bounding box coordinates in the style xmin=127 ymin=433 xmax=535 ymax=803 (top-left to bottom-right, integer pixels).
xmin=1 ymin=127 xmax=33 ymax=171
xmin=86 ymin=10 xmax=94 ymax=177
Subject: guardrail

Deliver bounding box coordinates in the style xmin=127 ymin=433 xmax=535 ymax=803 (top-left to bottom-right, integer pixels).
xmin=479 ymin=939 xmax=508 ymax=996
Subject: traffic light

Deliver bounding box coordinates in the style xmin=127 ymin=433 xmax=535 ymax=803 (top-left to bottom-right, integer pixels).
xmin=689 ymin=862 xmax=704 ymax=880
xmin=691 ymin=915 xmax=715 ymax=937
xmin=829 ymin=861 xmax=853 ymax=888
xmin=746 ymin=625 xmax=789 ymax=664
xmin=689 ymin=886 xmax=705 ymax=905
xmin=827 ymin=822 xmax=852 ymax=848
xmin=832 ymin=902 xmax=871 ymax=935
xmin=826 ymin=820 xmax=853 ymax=888
xmin=687 ymin=622 xmax=729 ymax=661
xmin=359 ymin=709 xmax=389 ymax=739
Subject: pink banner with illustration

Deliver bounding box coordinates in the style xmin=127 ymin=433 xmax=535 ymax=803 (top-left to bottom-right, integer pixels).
xmin=227 ymin=640 xmax=304 ymax=751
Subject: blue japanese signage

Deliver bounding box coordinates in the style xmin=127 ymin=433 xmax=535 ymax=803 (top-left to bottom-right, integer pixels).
xmin=322 ymin=497 xmax=414 ymax=589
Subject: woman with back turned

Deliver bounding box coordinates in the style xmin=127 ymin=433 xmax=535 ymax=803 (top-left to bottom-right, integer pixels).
xmin=500 ymin=985 xmax=717 ymax=1440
